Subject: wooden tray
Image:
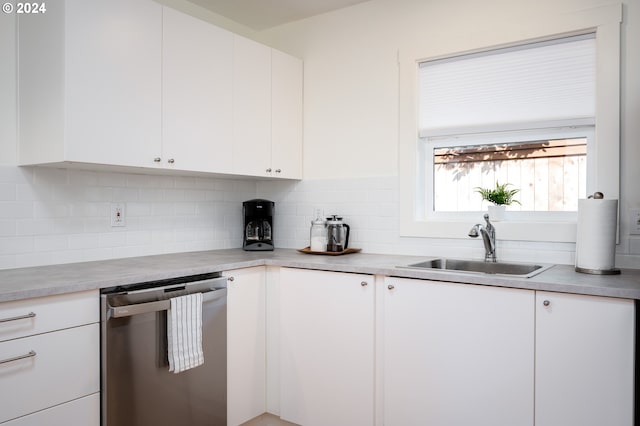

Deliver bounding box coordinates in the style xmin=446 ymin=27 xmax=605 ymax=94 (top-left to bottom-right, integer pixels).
xmin=298 ymin=247 xmax=362 ymax=256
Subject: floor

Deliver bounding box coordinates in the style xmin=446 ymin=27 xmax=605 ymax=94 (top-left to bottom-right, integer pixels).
xmin=241 ymin=413 xmax=299 ymax=426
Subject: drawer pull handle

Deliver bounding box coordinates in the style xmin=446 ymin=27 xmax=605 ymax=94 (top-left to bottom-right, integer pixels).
xmin=0 ymin=312 xmax=36 ymax=323
xmin=0 ymin=350 xmax=36 ymax=365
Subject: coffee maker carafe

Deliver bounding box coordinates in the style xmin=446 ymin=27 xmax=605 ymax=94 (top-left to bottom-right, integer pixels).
xmin=243 ymin=199 xmax=274 ymax=251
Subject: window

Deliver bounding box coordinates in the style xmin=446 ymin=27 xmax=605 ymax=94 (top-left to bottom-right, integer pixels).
xmin=431 ymin=137 xmax=588 ymax=212
xmin=398 ymin=4 xmax=622 ymax=242
xmin=419 ymin=34 xmax=595 ymax=215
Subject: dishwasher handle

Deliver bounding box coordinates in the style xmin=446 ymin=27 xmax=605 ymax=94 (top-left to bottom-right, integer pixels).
xmin=108 ymin=287 xmax=227 ymax=319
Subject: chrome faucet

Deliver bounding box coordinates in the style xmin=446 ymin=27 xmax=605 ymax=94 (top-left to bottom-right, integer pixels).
xmin=468 ymin=214 xmax=496 ymax=262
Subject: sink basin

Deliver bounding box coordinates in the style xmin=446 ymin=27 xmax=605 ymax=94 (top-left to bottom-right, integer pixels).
xmin=402 ymin=258 xmax=553 ymax=278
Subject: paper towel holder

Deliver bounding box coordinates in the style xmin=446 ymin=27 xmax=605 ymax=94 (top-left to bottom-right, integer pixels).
xmin=575 ymin=191 xmax=621 ymax=275
xmin=575 ymin=266 xmax=620 ymax=275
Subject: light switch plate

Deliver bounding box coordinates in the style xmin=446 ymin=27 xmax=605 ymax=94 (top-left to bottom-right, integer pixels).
xmin=630 ymin=209 xmax=640 ymax=235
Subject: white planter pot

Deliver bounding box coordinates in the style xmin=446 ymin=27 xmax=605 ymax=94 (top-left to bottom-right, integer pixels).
xmin=487 ymin=205 xmax=506 ymax=221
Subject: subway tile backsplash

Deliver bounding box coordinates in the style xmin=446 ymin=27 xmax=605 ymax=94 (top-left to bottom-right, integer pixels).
xmin=257 ymin=176 xmax=640 ymax=269
xmin=0 ymin=166 xmax=638 ymax=270
xmin=0 ymin=165 xmax=255 ymax=269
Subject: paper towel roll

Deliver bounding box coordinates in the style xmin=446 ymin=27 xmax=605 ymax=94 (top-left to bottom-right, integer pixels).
xmin=575 ymin=198 xmax=618 ymax=272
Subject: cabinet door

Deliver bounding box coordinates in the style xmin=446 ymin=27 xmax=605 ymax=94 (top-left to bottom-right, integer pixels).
xmin=279 ymin=268 xmax=374 ymax=426
xmin=226 ymin=267 xmax=266 ymax=426
xmin=232 ymin=35 xmax=272 ymax=177
xmin=64 ymin=0 xmax=162 ymax=167
xmin=162 ymin=7 xmax=234 ymax=173
xmin=0 ymin=323 xmax=99 ymax=423
xmin=271 ymin=49 xmax=303 ymax=179
xmin=535 ymin=292 xmax=634 ymax=426
xmin=2 ymin=393 xmax=99 ymax=426
xmin=384 ymin=277 xmax=534 ymax=426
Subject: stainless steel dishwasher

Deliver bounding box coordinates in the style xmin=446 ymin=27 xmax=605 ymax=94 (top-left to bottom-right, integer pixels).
xmin=100 ymin=272 xmax=228 ymax=426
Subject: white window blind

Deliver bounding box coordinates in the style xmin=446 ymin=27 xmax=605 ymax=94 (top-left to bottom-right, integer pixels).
xmin=418 ymin=34 xmax=596 ymax=137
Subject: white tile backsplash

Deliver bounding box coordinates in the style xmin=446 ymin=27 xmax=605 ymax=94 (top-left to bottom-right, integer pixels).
xmin=0 ymin=166 xmax=638 ymax=270
xmin=257 ymin=176 xmax=640 ymax=267
xmin=0 ymin=165 xmax=257 ymax=270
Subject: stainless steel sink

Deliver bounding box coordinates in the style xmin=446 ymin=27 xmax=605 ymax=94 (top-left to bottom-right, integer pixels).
xmin=402 ymin=258 xmax=553 ymax=278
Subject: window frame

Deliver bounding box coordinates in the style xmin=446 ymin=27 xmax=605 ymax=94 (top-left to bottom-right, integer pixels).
xmin=398 ymin=4 xmax=622 ymax=243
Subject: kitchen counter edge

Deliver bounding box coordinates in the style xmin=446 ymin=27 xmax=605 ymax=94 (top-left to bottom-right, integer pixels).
xmin=0 ymin=248 xmax=639 ymax=303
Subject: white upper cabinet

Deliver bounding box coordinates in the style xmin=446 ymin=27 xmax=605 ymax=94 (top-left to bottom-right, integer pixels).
xmin=232 ymin=36 xmax=303 ymax=179
xmin=535 ymin=292 xmax=634 ymax=426
xmin=271 ymin=49 xmax=303 ymax=179
xmin=19 ymin=0 xmax=162 ymax=168
xmin=18 ymin=0 xmax=303 ymax=178
xmin=232 ymin=35 xmax=273 ymax=177
xmin=162 ymin=7 xmax=234 ymax=173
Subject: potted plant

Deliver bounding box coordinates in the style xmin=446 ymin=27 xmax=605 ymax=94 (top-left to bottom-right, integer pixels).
xmin=475 ymin=182 xmax=521 ymax=221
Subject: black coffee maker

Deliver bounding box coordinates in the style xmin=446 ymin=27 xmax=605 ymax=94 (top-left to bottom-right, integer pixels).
xmin=242 ymin=199 xmax=274 ymax=251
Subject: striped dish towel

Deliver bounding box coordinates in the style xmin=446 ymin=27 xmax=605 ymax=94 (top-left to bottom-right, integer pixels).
xmin=167 ymin=292 xmax=204 ymax=374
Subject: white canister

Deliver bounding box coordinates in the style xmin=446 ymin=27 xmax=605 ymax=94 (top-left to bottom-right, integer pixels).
xmin=310 ymin=214 xmax=327 ymax=251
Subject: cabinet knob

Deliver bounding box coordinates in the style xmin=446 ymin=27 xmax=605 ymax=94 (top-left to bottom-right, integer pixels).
xmin=153 ymin=157 xmax=161 ymax=163
xmin=227 ymin=276 xmax=234 ymax=282
xmin=275 ymin=169 xmax=282 ymax=173
xmin=167 ymin=158 xmax=175 ymax=164
xmin=543 ymin=300 xmax=550 ymax=306
xmin=388 ymin=284 xmax=395 ymax=290
xmin=266 ymin=168 xmax=272 ymax=173
xmin=361 ymin=281 xmax=368 ymax=287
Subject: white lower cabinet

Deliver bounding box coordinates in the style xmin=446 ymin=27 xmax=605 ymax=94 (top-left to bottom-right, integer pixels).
xmin=279 ymin=268 xmax=374 ymax=426
xmin=0 ymin=323 xmax=100 ymax=424
xmin=383 ymin=277 xmax=535 ymax=426
xmin=2 ymin=393 xmax=100 ymax=426
xmin=535 ymin=291 xmax=634 ymax=426
xmin=226 ymin=267 xmax=267 ymax=426
xmin=0 ymin=290 xmax=99 ymax=425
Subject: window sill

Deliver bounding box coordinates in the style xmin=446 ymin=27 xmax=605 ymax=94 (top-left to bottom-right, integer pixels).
xmin=400 ymin=218 xmax=577 ymax=243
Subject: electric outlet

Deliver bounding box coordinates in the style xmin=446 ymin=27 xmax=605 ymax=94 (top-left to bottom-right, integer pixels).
xmin=111 ymin=203 xmax=126 ymax=227
xmin=630 ymin=209 xmax=640 ymax=235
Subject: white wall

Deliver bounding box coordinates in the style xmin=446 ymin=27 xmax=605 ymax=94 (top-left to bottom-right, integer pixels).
xmin=256 ymin=0 xmax=640 ymax=266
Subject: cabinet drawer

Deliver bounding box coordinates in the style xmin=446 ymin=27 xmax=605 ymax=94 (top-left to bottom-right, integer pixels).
xmin=0 ymin=324 xmax=100 ymax=423
xmin=0 ymin=393 xmax=100 ymax=426
xmin=0 ymin=290 xmax=98 ymax=342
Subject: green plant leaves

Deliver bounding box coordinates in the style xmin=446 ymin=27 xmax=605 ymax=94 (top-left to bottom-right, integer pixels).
xmin=474 ymin=181 xmax=521 ymax=206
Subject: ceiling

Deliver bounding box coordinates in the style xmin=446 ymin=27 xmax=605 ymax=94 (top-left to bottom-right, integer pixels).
xmin=187 ymin=0 xmax=372 ymax=31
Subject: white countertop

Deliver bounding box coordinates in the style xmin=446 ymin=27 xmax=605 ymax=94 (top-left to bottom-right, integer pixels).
xmin=1 ymin=249 xmax=639 ymax=302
